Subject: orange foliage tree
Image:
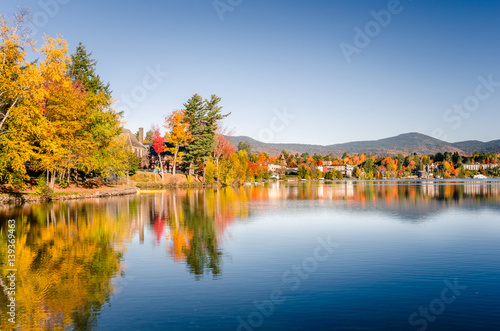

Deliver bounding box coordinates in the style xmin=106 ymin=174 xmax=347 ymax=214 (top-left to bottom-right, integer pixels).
xmin=214 ymin=126 xmax=235 ymax=179
xmin=164 ymin=109 xmax=191 ymax=175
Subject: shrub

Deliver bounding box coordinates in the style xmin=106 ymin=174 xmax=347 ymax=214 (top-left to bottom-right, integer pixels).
xmin=56 ymin=178 xmax=69 ymax=189
xmin=35 ymin=175 xmax=53 ymax=199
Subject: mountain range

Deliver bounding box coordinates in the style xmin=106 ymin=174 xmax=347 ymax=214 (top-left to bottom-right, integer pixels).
xmin=226 ymin=132 xmax=500 ymax=156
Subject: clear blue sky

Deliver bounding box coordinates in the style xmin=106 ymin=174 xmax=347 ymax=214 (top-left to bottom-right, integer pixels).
xmin=2 ymin=0 xmax=500 ymax=144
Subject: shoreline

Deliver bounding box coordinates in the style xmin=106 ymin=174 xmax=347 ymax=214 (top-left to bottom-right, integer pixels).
xmin=0 ymin=186 xmax=139 ymax=205
xmin=2 ymin=177 xmax=499 ymax=205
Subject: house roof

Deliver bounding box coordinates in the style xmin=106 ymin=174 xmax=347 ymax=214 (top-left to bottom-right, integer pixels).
xmin=122 ymin=128 xmax=147 ymax=149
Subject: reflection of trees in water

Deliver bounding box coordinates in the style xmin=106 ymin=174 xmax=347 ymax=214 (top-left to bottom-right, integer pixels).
xmin=271 ymin=181 xmax=500 ymax=221
xmin=345 ymin=182 xmax=500 ymax=220
xmin=184 ymin=195 xmax=222 ymax=280
xmin=159 ymin=187 xmax=249 ymax=280
xmin=267 ymin=181 xmax=500 ymax=203
xmin=156 ymin=183 xmax=500 ymax=276
xmin=0 ymin=183 xmax=497 ymax=328
xmin=0 ymin=198 xmax=136 ymax=330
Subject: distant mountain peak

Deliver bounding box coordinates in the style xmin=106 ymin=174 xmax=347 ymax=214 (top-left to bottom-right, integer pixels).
xmin=226 ymin=132 xmax=500 ymax=156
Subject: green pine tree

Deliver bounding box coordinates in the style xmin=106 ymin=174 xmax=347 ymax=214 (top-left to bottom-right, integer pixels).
xmin=183 ymin=94 xmax=230 ymax=178
xmin=68 ymin=42 xmax=111 ymax=99
xmin=68 ymin=42 xmax=122 ymax=174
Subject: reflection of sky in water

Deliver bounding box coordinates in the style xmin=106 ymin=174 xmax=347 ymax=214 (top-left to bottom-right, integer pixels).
xmin=1 ymin=182 xmax=499 ymax=330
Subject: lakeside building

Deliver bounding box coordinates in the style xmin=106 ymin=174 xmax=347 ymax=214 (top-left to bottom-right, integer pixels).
xmin=417 ymin=171 xmax=434 ymax=179
xmin=423 ymin=164 xmax=439 ymax=172
xmin=463 ymin=163 xmax=499 ymax=171
xmin=122 ymin=128 xmax=149 ymax=168
xmin=268 ymin=163 xmax=285 ymax=173
xmin=323 ymin=164 xmax=354 ymax=178
xmin=268 ymin=163 xmax=286 ymax=179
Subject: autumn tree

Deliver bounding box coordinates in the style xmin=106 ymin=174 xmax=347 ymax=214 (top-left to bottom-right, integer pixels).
xmin=0 ymin=12 xmax=132 ymax=187
xmin=234 ymin=150 xmax=249 ymax=184
xmin=152 ymin=128 xmax=166 ymax=181
xmin=353 ymin=166 xmax=362 ymax=178
xmin=214 ymin=126 xmax=235 ymax=180
xmin=67 ymin=42 xmax=122 ymax=175
xmin=421 ymin=155 xmax=431 ymax=166
xmin=218 ymin=157 xmax=237 ymax=185
xmin=34 ymin=37 xmax=124 ymax=189
xmin=0 ymin=9 xmax=34 ymax=134
xmin=35 ymin=37 xmax=92 ymax=189
xmin=0 ymin=10 xmax=40 ymax=184
xmin=312 ymin=153 xmax=323 ymax=163
xmin=165 ymin=109 xmax=191 ymax=175
xmin=248 ymin=152 xmax=268 ymax=181
xmin=0 ymin=35 xmax=88 ymax=188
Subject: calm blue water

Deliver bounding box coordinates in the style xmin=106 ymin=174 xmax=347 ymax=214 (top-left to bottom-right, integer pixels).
xmin=1 ymin=182 xmax=499 ymax=330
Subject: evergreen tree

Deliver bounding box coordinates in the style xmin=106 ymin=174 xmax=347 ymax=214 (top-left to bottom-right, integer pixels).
xmin=397 ymin=154 xmax=404 ymax=171
xmin=238 ymin=141 xmax=251 ymax=154
xmin=183 ymin=94 xmax=205 ymax=174
xmin=68 ymin=42 xmax=122 ymax=173
xmin=363 ymin=157 xmax=375 ymax=173
xmin=68 ymin=42 xmax=111 ymax=99
xmin=183 ymin=94 xmax=229 ymax=177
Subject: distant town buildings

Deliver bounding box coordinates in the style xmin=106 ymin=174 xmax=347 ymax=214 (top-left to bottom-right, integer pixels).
xmin=124 ymin=126 xmax=499 ymax=180
xmin=463 ymin=163 xmax=498 ymax=171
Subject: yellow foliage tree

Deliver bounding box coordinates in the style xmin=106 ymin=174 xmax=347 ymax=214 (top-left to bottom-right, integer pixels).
xmin=0 ymin=11 xmax=42 ymax=183
xmin=1 ymin=12 xmax=127 ymax=187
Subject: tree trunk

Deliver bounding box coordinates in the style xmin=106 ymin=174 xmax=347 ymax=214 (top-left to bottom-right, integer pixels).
xmin=172 ymin=147 xmax=178 ymax=175
xmin=216 ymin=158 xmax=219 ymax=184
xmin=159 ymin=155 xmax=164 ymax=181
xmin=48 ymin=170 xmax=56 ymax=190
xmin=203 ymin=162 xmax=206 ymax=183
xmin=52 ymin=171 xmax=56 ymax=190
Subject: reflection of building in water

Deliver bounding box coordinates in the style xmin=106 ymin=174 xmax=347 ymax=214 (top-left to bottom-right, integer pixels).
xmin=324 ymin=182 xmax=354 ymax=199
xmin=463 ymin=183 xmax=500 ymax=196
xmin=421 ymin=183 xmax=439 ymax=198
xmin=464 ymin=184 xmax=483 ymax=195
xmin=126 ymin=197 xmax=151 ymax=244
xmin=268 ymin=181 xmax=283 ymax=200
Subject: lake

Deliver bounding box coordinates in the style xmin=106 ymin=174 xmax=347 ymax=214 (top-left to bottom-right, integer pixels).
xmin=1 ymin=181 xmax=499 ymax=330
